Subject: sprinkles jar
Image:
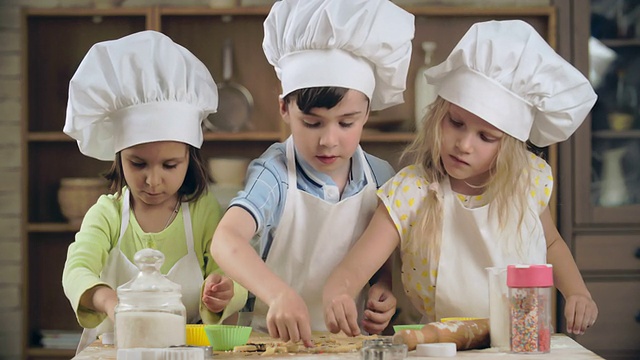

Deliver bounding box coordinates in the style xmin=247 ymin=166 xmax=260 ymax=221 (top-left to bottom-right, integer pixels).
xmin=507 ymin=264 xmax=553 ymax=354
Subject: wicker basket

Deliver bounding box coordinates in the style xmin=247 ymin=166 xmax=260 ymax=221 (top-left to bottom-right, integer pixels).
xmin=58 ymin=178 xmax=108 ymax=226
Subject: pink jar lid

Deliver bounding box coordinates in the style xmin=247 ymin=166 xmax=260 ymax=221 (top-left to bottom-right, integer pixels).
xmin=506 ymin=264 xmax=553 ymax=288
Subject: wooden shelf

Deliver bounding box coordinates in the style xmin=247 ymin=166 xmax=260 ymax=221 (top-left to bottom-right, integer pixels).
xmin=158 ymin=6 xmax=271 ymax=16
xmin=592 ymin=129 xmax=640 ymax=139
xmin=28 ymin=131 xmax=282 ymax=142
xmin=27 ymin=347 xmax=76 ymax=358
xmin=405 ymin=5 xmax=555 ymax=16
xmin=28 ymin=223 xmax=79 ymax=233
xmin=361 ymin=131 xmax=415 ymax=143
xmin=203 ymin=131 xmax=282 ymax=141
xmin=599 ymin=38 xmax=640 ymax=48
xmin=24 ymin=7 xmax=152 ymax=16
xmin=28 ymin=132 xmax=74 ymax=142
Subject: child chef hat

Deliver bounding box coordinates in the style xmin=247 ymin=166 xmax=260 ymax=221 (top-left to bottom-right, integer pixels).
xmin=263 ymin=0 xmax=414 ymax=111
xmin=64 ymin=30 xmax=217 ymax=161
xmin=426 ymin=20 xmax=597 ymax=147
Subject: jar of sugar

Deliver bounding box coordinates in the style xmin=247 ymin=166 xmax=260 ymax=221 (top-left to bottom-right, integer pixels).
xmin=114 ymin=249 xmax=186 ymax=349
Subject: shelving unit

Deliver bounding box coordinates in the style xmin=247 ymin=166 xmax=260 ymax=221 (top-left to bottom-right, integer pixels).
xmin=20 ymin=5 xmax=556 ymax=358
xmin=556 ymin=1 xmax=640 ymax=359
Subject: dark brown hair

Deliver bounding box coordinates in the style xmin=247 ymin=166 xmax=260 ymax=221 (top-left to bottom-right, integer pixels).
xmin=103 ymin=146 xmax=212 ymax=202
xmin=283 ymin=86 xmax=369 ymax=113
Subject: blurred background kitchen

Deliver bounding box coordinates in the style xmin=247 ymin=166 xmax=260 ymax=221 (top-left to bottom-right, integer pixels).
xmin=0 ymin=0 xmax=638 ymax=359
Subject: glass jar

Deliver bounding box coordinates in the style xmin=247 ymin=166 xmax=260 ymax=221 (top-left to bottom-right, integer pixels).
xmin=114 ymin=249 xmax=186 ymax=349
xmin=507 ymin=264 xmax=553 ymax=354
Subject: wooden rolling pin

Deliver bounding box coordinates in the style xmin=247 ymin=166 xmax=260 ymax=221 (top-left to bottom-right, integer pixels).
xmin=392 ymin=319 xmax=490 ymax=351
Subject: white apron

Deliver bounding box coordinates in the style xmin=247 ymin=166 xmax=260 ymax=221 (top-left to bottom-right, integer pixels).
xmin=251 ymin=137 xmax=378 ymax=331
xmin=76 ymin=189 xmax=204 ymax=353
xmin=433 ymin=177 xmax=546 ymax=321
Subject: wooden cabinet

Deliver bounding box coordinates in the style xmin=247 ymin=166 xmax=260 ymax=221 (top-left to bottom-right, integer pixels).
xmin=557 ymin=1 xmax=640 ymax=359
xmin=21 ymin=4 xmax=557 ymax=359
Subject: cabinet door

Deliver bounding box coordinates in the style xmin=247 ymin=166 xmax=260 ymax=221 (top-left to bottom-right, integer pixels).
xmin=573 ymin=280 xmax=640 ymax=360
xmin=575 ymin=0 xmax=640 ymax=224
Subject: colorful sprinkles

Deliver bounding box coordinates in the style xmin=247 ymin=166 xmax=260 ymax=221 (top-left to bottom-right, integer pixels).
xmin=509 ymin=288 xmax=551 ymax=353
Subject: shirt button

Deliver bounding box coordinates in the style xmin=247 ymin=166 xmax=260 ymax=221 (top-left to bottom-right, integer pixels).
xmin=326 ymin=187 xmax=339 ymax=201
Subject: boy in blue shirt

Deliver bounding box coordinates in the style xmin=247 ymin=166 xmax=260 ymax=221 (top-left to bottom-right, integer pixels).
xmin=210 ymin=0 xmax=414 ymax=346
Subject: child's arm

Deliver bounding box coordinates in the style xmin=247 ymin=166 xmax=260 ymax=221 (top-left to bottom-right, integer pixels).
xmin=78 ymin=285 xmax=118 ymax=322
xmin=540 ymin=207 xmax=598 ymax=334
xmin=62 ymin=195 xmax=121 ymax=328
xmin=323 ymin=203 xmax=400 ymax=336
xmin=199 ymin=192 xmax=248 ymax=324
xmin=210 ymin=206 xmax=313 ymax=347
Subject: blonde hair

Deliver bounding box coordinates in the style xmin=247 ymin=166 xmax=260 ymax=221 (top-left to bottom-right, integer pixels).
xmin=400 ymin=97 xmax=532 ymax=262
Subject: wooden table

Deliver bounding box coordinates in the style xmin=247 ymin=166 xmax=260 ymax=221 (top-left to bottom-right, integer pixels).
xmin=73 ymin=334 xmax=603 ymax=359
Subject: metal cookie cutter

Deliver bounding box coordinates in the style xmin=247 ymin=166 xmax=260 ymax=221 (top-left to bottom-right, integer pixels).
xmin=361 ymin=343 xmax=408 ymax=360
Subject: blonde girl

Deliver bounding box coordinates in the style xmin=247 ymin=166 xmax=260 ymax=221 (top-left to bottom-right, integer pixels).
xmin=323 ymin=20 xmax=598 ymax=337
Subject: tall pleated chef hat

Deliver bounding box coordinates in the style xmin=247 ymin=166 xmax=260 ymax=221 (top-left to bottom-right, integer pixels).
xmin=64 ymin=30 xmax=218 ymax=161
xmin=262 ymin=0 xmax=415 ymax=111
xmin=425 ymin=20 xmax=597 ymax=147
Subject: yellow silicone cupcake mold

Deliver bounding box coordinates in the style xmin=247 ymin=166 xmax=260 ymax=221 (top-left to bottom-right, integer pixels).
xmin=186 ymin=324 xmax=209 ymax=346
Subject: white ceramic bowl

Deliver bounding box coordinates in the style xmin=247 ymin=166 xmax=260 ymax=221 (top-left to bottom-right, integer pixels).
xmin=208 ymin=157 xmax=251 ymax=186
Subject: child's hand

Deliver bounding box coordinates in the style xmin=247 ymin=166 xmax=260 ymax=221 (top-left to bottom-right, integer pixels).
xmin=323 ymin=293 xmax=361 ymax=337
xmin=202 ymin=274 xmax=234 ymax=313
xmin=266 ymin=289 xmax=313 ymax=347
xmin=564 ymin=294 xmax=598 ymax=335
xmin=362 ymin=283 xmax=397 ymax=334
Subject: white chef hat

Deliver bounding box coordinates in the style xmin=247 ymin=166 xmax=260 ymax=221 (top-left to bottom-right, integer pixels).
xmin=262 ymin=0 xmax=414 ymax=111
xmin=64 ymin=30 xmax=218 ymax=161
xmin=425 ymin=20 xmax=597 ymax=147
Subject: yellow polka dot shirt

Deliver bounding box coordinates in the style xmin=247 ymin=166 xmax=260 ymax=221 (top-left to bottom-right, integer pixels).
xmin=377 ymin=153 xmax=553 ymax=320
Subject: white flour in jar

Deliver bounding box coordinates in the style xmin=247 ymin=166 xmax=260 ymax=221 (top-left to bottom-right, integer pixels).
xmin=115 ymin=311 xmax=185 ymax=348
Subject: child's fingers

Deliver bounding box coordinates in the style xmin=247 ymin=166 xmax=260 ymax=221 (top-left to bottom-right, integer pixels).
xmin=331 ymin=301 xmax=359 ymax=336
xmin=299 ymin=321 xmax=313 ymax=348
xmin=216 ymin=277 xmax=234 ymax=291
xmin=564 ymin=300 xmax=576 ymax=333
xmin=324 ymin=307 xmax=340 ymax=334
xmin=367 ymin=296 xmax=396 ymax=314
xmin=203 ymin=296 xmax=228 ymax=313
xmin=571 ymin=301 xmax=587 ymax=334
xmin=363 ymin=308 xmax=391 ymax=325
xmin=206 ymin=273 xmax=223 ymax=287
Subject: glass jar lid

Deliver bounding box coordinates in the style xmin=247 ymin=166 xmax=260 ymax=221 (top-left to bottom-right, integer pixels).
xmin=117 ymin=248 xmax=181 ymax=294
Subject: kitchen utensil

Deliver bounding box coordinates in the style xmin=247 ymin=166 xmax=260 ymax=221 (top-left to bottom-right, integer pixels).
xmin=486 ymin=266 xmax=509 ymax=350
xmin=186 ymin=324 xmax=210 ymax=346
xmin=393 ymin=324 xmax=424 ymax=332
xmin=117 ymin=347 xmax=204 ymax=360
xmin=362 ymin=343 xmax=408 ymax=360
xmin=204 ymin=38 xmax=253 ymax=132
xmin=416 ymin=343 xmax=456 ymax=357
xmin=204 ymin=325 xmax=252 ymax=351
